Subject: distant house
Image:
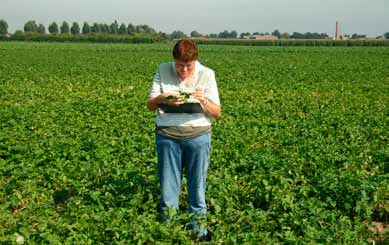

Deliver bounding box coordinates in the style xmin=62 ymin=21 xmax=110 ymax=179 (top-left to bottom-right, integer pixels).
xmin=243 ymin=35 xmax=278 ymax=40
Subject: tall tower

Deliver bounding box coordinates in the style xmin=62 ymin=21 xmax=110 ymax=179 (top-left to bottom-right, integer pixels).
xmin=335 ymin=21 xmax=339 ymax=40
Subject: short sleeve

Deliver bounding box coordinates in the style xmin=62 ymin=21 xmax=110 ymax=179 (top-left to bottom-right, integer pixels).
xmin=149 ymin=68 xmax=161 ymax=98
xmin=205 ymin=70 xmax=221 ymax=106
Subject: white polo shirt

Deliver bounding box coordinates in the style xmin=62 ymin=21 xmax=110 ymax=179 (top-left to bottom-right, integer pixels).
xmin=149 ymin=61 xmax=220 ymax=127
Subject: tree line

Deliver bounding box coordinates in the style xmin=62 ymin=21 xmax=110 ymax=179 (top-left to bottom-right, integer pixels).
xmin=9 ymin=20 xmax=156 ymax=35
xmin=1 ymin=19 xmax=388 ymax=40
xmin=190 ymin=29 xmax=388 ymax=40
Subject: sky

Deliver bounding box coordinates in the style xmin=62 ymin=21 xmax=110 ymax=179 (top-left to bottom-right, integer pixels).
xmin=1 ymin=0 xmax=388 ymax=37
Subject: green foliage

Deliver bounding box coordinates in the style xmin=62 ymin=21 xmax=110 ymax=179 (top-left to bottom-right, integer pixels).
xmin=60 ymin=21 xmax=70 ymax=34
xmin=170 ymin=30 xmax=187 ymax=39
xmin=110 ymin=20 xmax=119 ymax=34
xmin=70 ymin=22 xmax=80 ymax=35
xmin=351 ymin=33 xmax=367 ymax=39
xmin=0 ymin=42 xmax=387 ymax=243
xmin=91 ymin=23 xmax=101 ymax=33
xmin=135 ymin=24 xmax=155 ymax=33
xmin=285 ymin=32 xmax=329 ymax=39
xmin=100 ymin=23 xmax=110 ymax=34
xmin=194 ymin=38 xmax=389 ymax=46
xmin=219 ymin=30 xmax=238 ymax=38
xmin=48 ymin=22 xmax=59 ymax=34
xmin=127 ymin=23 xmax=135 ymax=35
xmin=24 ymin=20 xmax=38 ymax=33
xmin=4 ymin=32 xmax=164 ymax=44
xmin=0 ymin=19 xmax=8 ymax=35
xmin=272 ymin=29 xmax=281 ymax=38
xmin=82 ymin=22 xmax=90 ymax=34
xmin=240 ymin=32 xmax=251 ymax=38
xmin=190 ymin=30 xmax=202 ymax=38
xmin=37 ymin=24 xmax=45 ymax=34
xmin=118 ymin=23 xmax=127 ymax=35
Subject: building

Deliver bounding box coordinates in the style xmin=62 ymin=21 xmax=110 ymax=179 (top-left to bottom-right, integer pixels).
xmin=243 ymin=35 xmax=278 ymax=40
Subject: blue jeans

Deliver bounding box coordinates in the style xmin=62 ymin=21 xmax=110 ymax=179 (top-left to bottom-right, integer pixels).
xmin=156 ymin=133 xmax=210 ymax=235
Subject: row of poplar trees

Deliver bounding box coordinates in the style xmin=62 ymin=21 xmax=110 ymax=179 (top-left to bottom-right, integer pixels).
xmin=0 ymin=19 xmax=155 ymax=35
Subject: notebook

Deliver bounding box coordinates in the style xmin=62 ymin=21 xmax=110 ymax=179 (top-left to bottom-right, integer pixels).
xmin=158 ymin=102 xmax=204 ymax=113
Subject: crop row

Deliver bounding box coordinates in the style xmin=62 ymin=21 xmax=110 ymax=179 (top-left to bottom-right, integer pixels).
xmin=0 ymin=42 xmax=387 ymax=243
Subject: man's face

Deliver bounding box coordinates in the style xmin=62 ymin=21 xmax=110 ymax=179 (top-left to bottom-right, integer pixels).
xmin=175 ymin=60 xmax=195 ymax=80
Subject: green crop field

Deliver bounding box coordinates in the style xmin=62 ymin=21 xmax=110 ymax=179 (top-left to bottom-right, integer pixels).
xmin=0 ymin=42 xmax=388 ymax=244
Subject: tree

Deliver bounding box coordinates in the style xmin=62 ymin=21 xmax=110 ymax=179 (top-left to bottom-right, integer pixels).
xmin=101 ymin=24 xmax=110 ymax=33
xmin=218 ymin=30 xmax=229 ymax=38
xmin=290 ymin=32 xmax=304 ymax=39
xmin=385 ymin=32 xmax=389 ymax=39
xmin=218 ymin=30 xmax=237 ymax=38
xmin=281 ymin=32 xmax=290 ymax=39
xmin=110 ymin=20 xmax=119 ymax=34
xmin=319 ymin=33 xmax=329 ymax=39
xmin=0 ymin=19 xmax=8 ymax=35
xmin=70 ymin=22 xmax=80 ymax=35
xmin=37 ymin=24 xmax=45 ymax=34
xmin=134 ymin=24 xmax=155 ymax=33
xmin=91 ymin=23 xmax=101 ymax=33
xmin=118 ymin=23 xmax=127 ymax=34
xmin=351 ymin=33 xmax=366 ymax=39
xmin=230 ymin=30 xmax=238 ymax=38
xmin=207 ymin=33 xmax=218 ymax=38
xmin=305 ymin=32 xmax=314 ymax=39
xmin=136 ymin=25 xmax=145 ymax=33
xmin=48 ymin=22 xmax=59 ymax=34
xmin=142 ymin=24 xmax=155 ymax=33
xmin=159 ymin=31 xmax=170 ymax=40
xmin=127 ymin=23 xmax=135 ymax=35
xmin=14 ymin=30 xmax=23 ymax=35
xmin=24 ymin=20 xmax=38 ymax=32
xmin=170 ymin=30 xmax=187 ymax=39
xmin=272 ymin=29 xmax=281 ymax=38
xmin=240 ymin=32 xmax=251 ymax=38
xmin=82 ymin=22 xmax=90 ymax=34
xmin=190 ymin=30 xmax=202 ymax=38
xmin=60 ymin=21 xmax=70 ymax=34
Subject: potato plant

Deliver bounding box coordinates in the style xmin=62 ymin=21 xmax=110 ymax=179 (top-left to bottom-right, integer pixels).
xmin=0 ymin=42 xmax=388 ymax=244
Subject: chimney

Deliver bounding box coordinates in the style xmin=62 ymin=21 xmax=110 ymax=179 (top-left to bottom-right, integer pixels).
xmin=335 ymin=21 xmax=339 ymax=40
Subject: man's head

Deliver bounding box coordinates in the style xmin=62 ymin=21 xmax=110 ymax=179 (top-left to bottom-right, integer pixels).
xmin=173 ymin=39 xmax=198 ymax=80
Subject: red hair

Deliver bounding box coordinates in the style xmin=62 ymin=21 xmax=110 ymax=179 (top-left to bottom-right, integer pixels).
xmin=172 ymin=38 xmax=198 ymax=62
